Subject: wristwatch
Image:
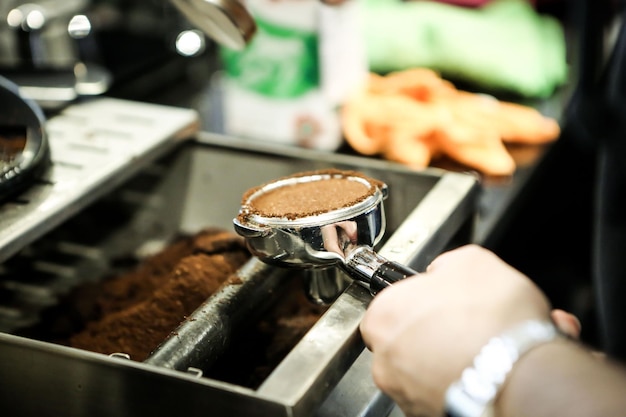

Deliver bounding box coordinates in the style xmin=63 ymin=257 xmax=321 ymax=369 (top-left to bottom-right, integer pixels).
xmin=445 ymin=320 xmax=561 ymax=417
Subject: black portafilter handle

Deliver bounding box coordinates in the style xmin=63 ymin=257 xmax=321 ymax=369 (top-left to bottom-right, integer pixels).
xmin=343 ymin=246 xmax=419 ymax=295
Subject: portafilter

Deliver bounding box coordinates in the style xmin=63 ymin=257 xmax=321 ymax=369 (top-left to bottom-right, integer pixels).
xmin=233 ymin=170 xmax=418 ymax=295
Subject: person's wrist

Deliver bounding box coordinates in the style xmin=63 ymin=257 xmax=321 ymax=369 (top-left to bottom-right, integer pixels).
xmin=492 ymin=337 xmax=574 ymax=417
xmin=445 ymin=319 xmax=562 ymax=417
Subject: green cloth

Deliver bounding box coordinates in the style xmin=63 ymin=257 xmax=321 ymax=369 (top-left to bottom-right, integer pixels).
xmin=362 ymin=0 xmax=568 ymax=98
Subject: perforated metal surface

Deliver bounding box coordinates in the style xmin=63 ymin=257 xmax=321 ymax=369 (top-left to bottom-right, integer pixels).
xmin=0 ymin=98 xmax=199 ymax=264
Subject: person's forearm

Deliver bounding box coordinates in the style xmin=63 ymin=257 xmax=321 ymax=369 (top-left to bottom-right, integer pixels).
xmin=496 ymin=339 xmax=626 ymax=417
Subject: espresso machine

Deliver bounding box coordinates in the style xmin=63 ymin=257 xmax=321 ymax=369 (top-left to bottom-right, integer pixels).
xmin=0 ymin=0 xmax=112 ymax=109
xmin=0 ymin=0 xmax=254 ymax=110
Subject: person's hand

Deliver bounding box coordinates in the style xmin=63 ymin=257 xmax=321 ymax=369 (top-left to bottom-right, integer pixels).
xmin=321 ymin=221 xmax=358 ymax=257
xmin=359 ymin=244 xmax=563 ymax=417
xmin=551 ymin=308 xmax=581 ymax=339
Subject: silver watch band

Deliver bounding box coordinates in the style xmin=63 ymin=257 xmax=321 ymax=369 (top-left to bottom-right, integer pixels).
xmin=445 ymin=319 xmax=560 ymax=417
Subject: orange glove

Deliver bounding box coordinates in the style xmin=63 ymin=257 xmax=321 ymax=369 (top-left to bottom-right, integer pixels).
xmin=341 ymin=69 xmax=560 ymax=176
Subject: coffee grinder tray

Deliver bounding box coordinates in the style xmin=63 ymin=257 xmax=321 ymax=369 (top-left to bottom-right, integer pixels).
xmin=0 ymin=105 xmax=479 ymax=417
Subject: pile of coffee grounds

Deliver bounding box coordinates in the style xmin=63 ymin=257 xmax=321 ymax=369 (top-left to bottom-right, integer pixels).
xmin=68 ymin=228 xmax=251 ymax=361
xmin=238 ymin=169 xmax=384 ymax=220
xmin=18 ymin=227 xmax=328 ymax=387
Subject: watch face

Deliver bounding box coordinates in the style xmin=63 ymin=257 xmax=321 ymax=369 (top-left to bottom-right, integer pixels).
xmin=0 ymin=76 xmax=50 ymax=202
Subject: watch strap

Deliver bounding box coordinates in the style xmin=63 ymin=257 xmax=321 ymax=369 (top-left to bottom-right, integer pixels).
xmin=445 ymin=319 xmax=560 ymax=417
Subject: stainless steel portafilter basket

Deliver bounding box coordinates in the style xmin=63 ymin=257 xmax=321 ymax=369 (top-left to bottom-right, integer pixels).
xmin=233 ymin=170 xmax=418 ymax=295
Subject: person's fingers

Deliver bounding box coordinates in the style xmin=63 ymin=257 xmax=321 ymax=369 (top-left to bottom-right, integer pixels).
xmin=321 ymin=226 xmax=342 ymax=256
xmin=360 ymin=275 xmax=425 ymax=351
xmin=321 ymin=222 xmax=358 ymax=256
xmin=424 ymin=247 xmax=456 ymax=272
xmin=360 ymin=283 xmax=401 ymax=351
xmin=549 ymin=309 xmax=609 ymax=360
xmin=551 ymin=309 xmax=581 ymax=339
xmin=425 ymin=244 xmax=484 ymax=272
xmin=337 ymin=221 xmax=358 ymax=242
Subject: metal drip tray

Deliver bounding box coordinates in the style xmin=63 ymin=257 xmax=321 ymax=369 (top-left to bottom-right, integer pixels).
xmin=0 ymin=98 xmax=199 ymax=265
xmin=0 ymin=99 xmax=479 ymax=417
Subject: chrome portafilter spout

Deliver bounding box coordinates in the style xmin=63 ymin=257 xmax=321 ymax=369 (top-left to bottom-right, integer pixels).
xmin=304 ymin=267 xmax=349 ymax=305
xmin=233 ymin=170 xmax=418 ymax=296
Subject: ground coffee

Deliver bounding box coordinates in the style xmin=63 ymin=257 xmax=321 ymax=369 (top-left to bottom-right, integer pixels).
xmin=27 ymin=227 xmax=326 ymax=387
xmin=240 ymin=169 xmax=383 ymax=220
xmin=69 ymin=228 xmax=250 ymax=361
